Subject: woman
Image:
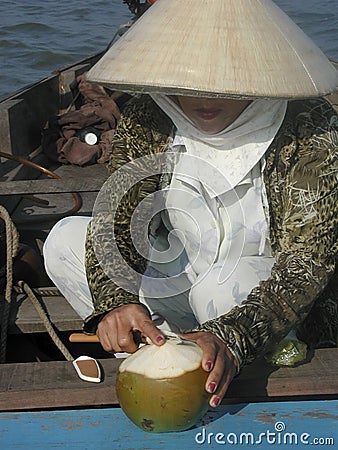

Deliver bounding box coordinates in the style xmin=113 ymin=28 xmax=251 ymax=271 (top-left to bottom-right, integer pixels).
xmin=44 ymin=0 xmax=338 ymax=408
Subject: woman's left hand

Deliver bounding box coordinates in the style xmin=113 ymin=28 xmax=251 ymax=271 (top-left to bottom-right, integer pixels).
xmin=182 ymin=331 xmax=238 ymax=407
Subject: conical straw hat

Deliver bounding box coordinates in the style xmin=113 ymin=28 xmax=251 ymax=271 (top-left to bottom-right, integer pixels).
xmin=87 ymin=0 xmax=338 ymax=99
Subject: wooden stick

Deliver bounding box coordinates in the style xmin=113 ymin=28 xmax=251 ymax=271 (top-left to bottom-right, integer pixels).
xmin=69 ymin=333 xmax=100 ymax=343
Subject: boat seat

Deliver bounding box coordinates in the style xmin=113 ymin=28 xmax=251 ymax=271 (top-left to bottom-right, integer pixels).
xmin=1 ymin=348 xmax=337 ymax=411
xmin=2 ymin=163 xmax=110 ymax=335
xmin=8 ymin=287 xmax=83 ymax=334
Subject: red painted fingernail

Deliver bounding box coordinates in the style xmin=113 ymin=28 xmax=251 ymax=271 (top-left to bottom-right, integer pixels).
xmin=156 ymin=335 xmax=165 ymax=343
xmin=213 ymin=396 xmax=221 ymax=407
xmin=205 ymin=361 xmax=213 ymax=371
xmin=208 ymin=382 xmax=217 ymax=393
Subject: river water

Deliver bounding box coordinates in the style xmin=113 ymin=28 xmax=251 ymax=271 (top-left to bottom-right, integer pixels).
xmin=0 ymin=0 xmax=337 ymax=99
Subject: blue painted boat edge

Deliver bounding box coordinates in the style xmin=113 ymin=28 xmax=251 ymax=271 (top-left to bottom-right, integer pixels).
xmin=0 ymin=399 xmax=337 ymax=449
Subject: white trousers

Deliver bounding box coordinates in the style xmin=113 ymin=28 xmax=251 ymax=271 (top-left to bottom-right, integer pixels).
xmin=43 ymin=216 xmax=274 ymax=332
xmin=43 ymin=216 xmax=198 ymax=332
xmin=43 ymin=216 xmax=94 ymax=320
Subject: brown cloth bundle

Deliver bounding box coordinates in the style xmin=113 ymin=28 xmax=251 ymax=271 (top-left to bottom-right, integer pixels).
xmin=42 ymin=73 xmax=121 ymax=166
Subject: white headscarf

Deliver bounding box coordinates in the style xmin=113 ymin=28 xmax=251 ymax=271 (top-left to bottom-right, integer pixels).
xmin=150 ymin=94 xmax=287 ymax=196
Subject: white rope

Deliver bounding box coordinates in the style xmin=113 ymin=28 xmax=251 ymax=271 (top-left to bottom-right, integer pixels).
xmin=0 ymin=205 xmax=19 ymax=362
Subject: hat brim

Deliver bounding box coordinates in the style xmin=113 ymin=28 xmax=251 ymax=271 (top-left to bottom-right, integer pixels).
xmin=87 ymin=0 xmax=338 ymax=99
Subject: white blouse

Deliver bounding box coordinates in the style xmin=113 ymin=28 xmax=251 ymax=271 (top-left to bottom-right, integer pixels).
xmin=141 ymin=136 xmax=275 ymax=324
xmin=140 ymin=95 xmax=286 ymax=325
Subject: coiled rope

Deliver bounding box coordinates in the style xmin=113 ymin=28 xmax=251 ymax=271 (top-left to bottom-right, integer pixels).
xmin=0 ymin=205 xmax=19 ymax=362
xmin=0 ymin=205 xmax=73 ymax=363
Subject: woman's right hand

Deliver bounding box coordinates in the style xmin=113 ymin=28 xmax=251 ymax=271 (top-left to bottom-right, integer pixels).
xmin=96 ymin=303 xmax=165 ymax=353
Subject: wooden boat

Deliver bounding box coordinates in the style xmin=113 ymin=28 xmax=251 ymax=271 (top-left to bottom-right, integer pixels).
xmin=0 ymin=19 xmax=337 ymax=446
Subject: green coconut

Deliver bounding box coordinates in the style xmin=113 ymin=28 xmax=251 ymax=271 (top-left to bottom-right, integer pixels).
xmin=116 ymin=338 xmax=210 ymax=433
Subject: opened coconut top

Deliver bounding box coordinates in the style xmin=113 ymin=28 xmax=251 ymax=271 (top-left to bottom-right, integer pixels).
xmin=118 ymin=339 xmax=203 ymax=379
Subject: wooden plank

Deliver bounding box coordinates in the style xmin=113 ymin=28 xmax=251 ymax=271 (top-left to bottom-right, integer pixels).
xmin=10 ymin=192 xmax=96 ymax=228
xmin=0 ymin=99 xmax=23 ymax=156
xmin=0 ymin=152 xmax=54 ymax=214
xmin=0 ymin=176 xmax=109 ymax=196
xmin=0 ymin=348 xmax=337 ymax=412
xmin=228 ymin=348 xmax=338 ymax=400
xmin=9 ymin=293 xmax=83 ymax=334
xmin=53 ymin=161 xmax=108 ymax=178
xmin=1 ymin=161 xmax=109 ymax=198
xmin=1 ymin=162 xmax=108 ymax=222
xmin=0 ymin=358 xmax=120 ymax=411
xmin=0 ymin=76 xmax=60 ymax=157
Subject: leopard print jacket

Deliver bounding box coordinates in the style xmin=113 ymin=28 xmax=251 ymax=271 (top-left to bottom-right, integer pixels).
xmin=83 ymin=95 xmax=338 ymax=368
